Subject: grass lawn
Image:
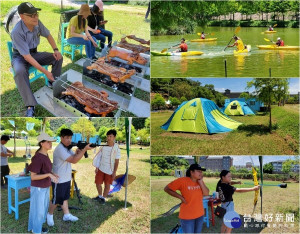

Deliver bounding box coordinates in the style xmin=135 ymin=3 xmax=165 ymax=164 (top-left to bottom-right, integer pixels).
xmin=4 ymin=137 xmax=60 ymax=148
xmin=151 ymin=104 xmax=299 ymax=155
xmin=1 ymin=1 xmax=150 ymax=116
xmin=1 ymin=145 xmax=150 ymax=233
xmin=151 ymin=176 xmax=299 ymax=233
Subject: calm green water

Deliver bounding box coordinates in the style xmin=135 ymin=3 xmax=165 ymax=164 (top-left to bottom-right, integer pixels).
xmin=151 ymin=27 xmax=299 ymax=78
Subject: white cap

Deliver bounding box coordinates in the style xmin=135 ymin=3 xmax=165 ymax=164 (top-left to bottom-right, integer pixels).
xmin=277 ymin=37 xmax=281 ymax=40
xmin=95 ymin=0 xmax=103 ymax=11
xmin=37 ymin=132 xmax=56 ymax=142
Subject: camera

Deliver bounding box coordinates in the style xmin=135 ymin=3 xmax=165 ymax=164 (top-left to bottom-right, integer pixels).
xmin=70 ymin=141 xmax=100 ymax=158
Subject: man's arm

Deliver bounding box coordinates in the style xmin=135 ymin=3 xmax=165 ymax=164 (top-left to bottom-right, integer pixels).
xmin=46 ymin=34 xmax=62 ymax=61
xmin=1 ymin=152 xmax=13 ymax=157
xmin=111 ymin=159 xmax=119 ymax=180
xmin=65 ymin=144 xmax=93 ymax=164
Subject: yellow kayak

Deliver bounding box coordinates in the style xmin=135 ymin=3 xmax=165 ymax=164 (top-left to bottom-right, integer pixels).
xmin=191 ymin=38 xmax=217 ymax=42
xmin=233 ymin=45 xmax=251 ymax=54
xmin=151 ymin=51 xmax=204 ymax=56
xmin=264 ymin=31 xmax=277 ymax=34
xmin=257 ymin=45 xmax=300 ymax=51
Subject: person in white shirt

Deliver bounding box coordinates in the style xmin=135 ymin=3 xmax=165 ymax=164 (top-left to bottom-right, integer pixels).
xmin=1 ymin=135 xmax=13 ymax=188
xmin=47 ymin=129 xmax=93 ymax=226
xmin=93 ymin=129 xmax=120 ymax=204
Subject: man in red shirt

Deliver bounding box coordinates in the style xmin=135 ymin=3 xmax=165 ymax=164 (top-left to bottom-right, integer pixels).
xmin=174 ymin=38 xmax=188 ymax=52
xmin=276 ymin=37 xmax=284 ymax=46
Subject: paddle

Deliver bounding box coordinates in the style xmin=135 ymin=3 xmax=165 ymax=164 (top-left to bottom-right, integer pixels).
xmin=264 ymin=38 xmax=276 ymax=44
xmin=161 ymin=40 xmax=189 ymax=53
xmin=224 ymin=26 xmax=241 ymax=51
xmin=197 ymin=32 xmax=215 ymax=36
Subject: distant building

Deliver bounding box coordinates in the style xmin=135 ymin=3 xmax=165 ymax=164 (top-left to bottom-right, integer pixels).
xmin=271 ymin=160 xmax=299 ymax=173
xmin=197 ymin=156 xmax=232 ymax=171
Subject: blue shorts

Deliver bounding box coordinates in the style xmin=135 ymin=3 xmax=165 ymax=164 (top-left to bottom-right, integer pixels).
xmin=51 ymin=181 xmax=71 ymax=205
xmin=221 ymin=201 xmax=235 ymax=212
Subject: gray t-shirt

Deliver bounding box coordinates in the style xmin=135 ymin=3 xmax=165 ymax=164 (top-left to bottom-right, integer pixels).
xmin=1 ymin=144 xmax=8 ymax=166
xmin=11 ymin=20 xmax=50 ymax=55
xmin=52 ymin=143 xmax=74 ymax=184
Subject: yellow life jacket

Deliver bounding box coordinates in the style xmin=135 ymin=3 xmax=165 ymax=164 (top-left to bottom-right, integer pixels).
xmin=236 ymin=39 xmax=245 ymax=51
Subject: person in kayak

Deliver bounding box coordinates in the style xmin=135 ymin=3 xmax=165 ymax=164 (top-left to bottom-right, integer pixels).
xmin=276 ymin=37 xmax=284 ymax=46
xmin=227 ymin=36 xmax=246 ymax=51
xmin=268 ymin=25 xmax=274 ymax=31
xmin=164 ymin=164 xmax=209 ymax=233
xmin=216 ymin=170 xmax=260 ymax=234
xmin=200 ymin=32 xmax=206 ymax=39
xmin=173 ymin=38 xmax=188 ymax=52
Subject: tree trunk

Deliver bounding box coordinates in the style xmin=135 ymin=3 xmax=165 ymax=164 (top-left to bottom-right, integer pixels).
xmin=269 ymin=88 xmax=272 ymax=133
xmin=61 ymin=0 xmax=63 ymax=10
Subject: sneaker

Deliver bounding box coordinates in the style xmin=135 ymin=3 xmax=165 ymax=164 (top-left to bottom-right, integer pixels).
xmin=46 ymin=213 xmax=54 ymax=226
xmin=26 ymin=106 xmax=35 ymax=117
xmin=92 ymin=196 xmax=102 ymax=201
xmin=99 ymin=198 xmax=106 ymax=205
xmin=63 ymin=213 xmax=79 ymax=222
xmin=41 ymin=227 xmax=49 ymax=234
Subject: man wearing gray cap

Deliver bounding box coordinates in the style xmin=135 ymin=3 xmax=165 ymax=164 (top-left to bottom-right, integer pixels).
xmin=11 ymin=2 xmax=63 ymax=117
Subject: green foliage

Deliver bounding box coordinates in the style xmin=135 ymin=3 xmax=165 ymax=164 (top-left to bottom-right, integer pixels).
xmin=239 ymin=92 xmax=251 ymax=100
xmin=2 ymin=129 xmax=12 ymax=136
xmin=98 ymin=126 xmax=109 ymax=141
xmin=151 ymin=93 xmax=166 ymax=110
xmin=263 ymin=162 xmax=274 ymax=174
xmin=71 ymin=118 xmax=96 ymax=140
xmin=151 ymin=0 xmax=298 ymax=35
xmin=55 ymin=124 xmax=69 ymax=137
xmin=150 ymin=156 xmax=190 ymax=176
xmin=27 ymin=129 xmax=37 ymax=137
xmin=151 ymin=78 xmax=226 ymax=108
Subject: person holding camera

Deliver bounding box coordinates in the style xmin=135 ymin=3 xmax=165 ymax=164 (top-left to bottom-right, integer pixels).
xmin=164 ymin=164 xmax=209 ymax=233
xmin=27 ymin=132 xmax=58 ymax=234
xmin=92 ymin=129 xmax=120 ymax=204
xmin=47 ymin=129 xmax=93 ymax=226
xmin=1 ymin=135 xmax=13 ymax=188
xmin=216 ymin=170 xmax=260 ymax=233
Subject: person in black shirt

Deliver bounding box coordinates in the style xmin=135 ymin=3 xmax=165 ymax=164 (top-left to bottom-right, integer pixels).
xmin=216 ymin=170 xmax=260 ymax=233
xmin=87 ymin=0 xmax=113 ymax=50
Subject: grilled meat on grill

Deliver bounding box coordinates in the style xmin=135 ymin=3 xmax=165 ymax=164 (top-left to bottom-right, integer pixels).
xmin=86 ymin=57 xmax=136 ymax=83
xmin=107 ymin=48 xmax=147 ymax=65
xmin=117 ymin=38 xmax=150 ymax=54
xmin=126 ymin=35 xmax=150 ymax=45
xmin=62 ymin=82 xmax=118 ymax=116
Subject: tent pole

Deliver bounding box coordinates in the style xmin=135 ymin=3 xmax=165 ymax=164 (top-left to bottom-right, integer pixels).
xmin=124 ymin=117 xmax=132 ymax=209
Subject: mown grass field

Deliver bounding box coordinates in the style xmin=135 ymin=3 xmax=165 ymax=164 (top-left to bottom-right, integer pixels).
xmin=1 ymin=145 xmax=150 ymax=233
xmin=151 ymin=176 xmax=299 ymax=233
xmin=151 ymin=105 xmax=299 ymax=155
xmin=1 ymin=1 xmax=149 ymax=116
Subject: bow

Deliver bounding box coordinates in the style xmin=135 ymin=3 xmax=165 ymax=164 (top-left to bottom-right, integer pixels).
xmin=250 ymin=156 xmax=263 ymax=216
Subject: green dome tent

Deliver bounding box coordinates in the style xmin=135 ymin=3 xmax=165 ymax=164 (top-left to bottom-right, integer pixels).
xmin=223 ymin=100 xmax=255 ymax=116
xmin=161 ymin=98 xmax=242 ymax=134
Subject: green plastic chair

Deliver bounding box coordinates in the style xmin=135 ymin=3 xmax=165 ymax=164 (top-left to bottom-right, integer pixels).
xmin=7 ymin=41 xmax=49 ymax=85
xmin=61 ymin=22 xmax=83 ymax=61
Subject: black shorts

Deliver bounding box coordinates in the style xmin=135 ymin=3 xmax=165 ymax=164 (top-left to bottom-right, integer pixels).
xmin=51 ymin=181 xmax=71 ymax=205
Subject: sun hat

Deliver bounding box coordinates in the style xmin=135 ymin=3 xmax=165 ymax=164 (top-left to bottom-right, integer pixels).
xmin=77 ymin=4 xmax=91 ymax=17
xmin=277 ymin=37 xmax=281 ymax=40
xmin=37 ymin=132 xmax=56 ymax=143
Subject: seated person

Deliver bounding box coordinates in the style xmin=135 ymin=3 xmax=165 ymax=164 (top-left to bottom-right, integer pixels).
xmin=276 ymin=37 xmax=284 ymax=46
xmin=87 ymin=0 xmax=113 ymax=50
xmin=173 ymin=38 xmax=188 ymax=52
xmin=11 ymin=2 xmax=63 ymax=117
xmin=268 ymin=25 xmax=274 ymax=31
xmin=66 ymin=4 xmax=98 ymax=59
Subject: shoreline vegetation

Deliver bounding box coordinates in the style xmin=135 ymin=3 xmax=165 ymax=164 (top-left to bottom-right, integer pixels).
xmin=151 ymin=0 xmax=299 ymax=35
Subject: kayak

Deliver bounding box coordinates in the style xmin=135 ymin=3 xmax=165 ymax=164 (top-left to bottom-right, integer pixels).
xmin=190 ymin=38 xmax=217 ymax=42
xmin=233 ymin=45 xmax=251 ymax=54
xmin=151 ymin=51 xmax=204 ymax=56
xmin=264 ymin=31 xmax=277 ymax=34
xmin=257 ymin=45 xmax=300 ymax=51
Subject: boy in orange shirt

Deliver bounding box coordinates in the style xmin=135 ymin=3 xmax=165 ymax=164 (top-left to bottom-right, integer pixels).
xmin=164 ymin=164 xmax=209 ymax=233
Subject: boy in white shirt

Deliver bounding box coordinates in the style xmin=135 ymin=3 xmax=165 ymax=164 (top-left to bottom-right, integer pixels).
xmin=93 ymin=129 xmax=120 ymax=204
